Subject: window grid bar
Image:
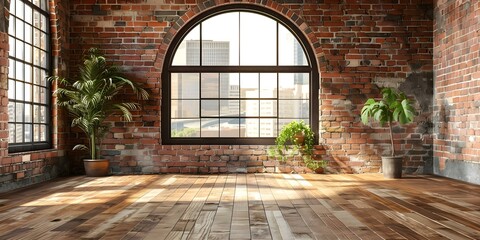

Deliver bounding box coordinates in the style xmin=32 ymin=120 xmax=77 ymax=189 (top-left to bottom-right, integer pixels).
xmin=169 ymin=66 xmax=311 ymax=73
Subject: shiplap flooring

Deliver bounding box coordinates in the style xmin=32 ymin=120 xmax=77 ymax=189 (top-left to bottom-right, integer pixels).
xmin=0 ymin=173 xmax=479 ymax=239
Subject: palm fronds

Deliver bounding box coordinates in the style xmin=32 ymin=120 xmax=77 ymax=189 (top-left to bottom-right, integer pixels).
xmin=49 ymin=48 xmax=149 ymax=159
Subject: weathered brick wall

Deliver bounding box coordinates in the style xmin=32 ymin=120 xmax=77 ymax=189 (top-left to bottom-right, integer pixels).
xmin=68 ymin=0 xmax=433 ymax=175
xmin=433 ymin=0 xmax=480 ymax=184
xmin=0 ymin=0 xmax=69 ymax=193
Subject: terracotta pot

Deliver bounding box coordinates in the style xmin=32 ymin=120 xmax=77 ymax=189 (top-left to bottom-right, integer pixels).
xmin=83 ymin=159 xmax=110 ymax=177
xmin=314 ymin=167 xmax=324 ymax=174
xmin=294 ymin=132 xmax=305 ymax=145
xmin=381 ymin=156 xmax=403 ymax=179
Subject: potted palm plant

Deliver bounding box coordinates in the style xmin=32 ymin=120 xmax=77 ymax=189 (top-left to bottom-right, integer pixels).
xmin=50 ymin=48 xmax=149 ymax=177
xmin=361 ymin=87 xmax=416 ymax=178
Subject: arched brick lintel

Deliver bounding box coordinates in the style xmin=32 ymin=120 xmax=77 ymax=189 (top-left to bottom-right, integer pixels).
xmin=154 ymin=1 xmax=327 ymax=73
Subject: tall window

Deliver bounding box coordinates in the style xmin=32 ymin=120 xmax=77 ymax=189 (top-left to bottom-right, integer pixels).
xmin=7 ymin=0 xmax=51 ymax=152
xmin=162 ymin=6 xmax=318 ymax=145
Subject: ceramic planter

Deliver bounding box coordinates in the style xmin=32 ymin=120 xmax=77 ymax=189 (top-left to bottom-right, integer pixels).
xmin=381 ymin=156 xmax=403 ymax=178
xmin=83 ymin=159 xmax=110 ymax=177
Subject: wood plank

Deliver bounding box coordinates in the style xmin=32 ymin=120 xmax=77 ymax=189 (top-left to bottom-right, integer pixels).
xmin=0 ymin=173 xmax=478 ymax=240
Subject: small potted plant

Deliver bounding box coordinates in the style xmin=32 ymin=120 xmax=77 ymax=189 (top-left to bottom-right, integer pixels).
xmin=269 ymin=120 xmax=326 ymax=173
xmin=361 ymin=87 xmax=416 ymax=178
xmin=50 ymin=48 xmax=149 ymax=177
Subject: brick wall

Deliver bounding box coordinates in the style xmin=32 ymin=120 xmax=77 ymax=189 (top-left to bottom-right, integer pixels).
xmin=0 ymin=0 xmax=69 ymax=193
xmin=67 ymin=0 xmax=434 ymax=175
xmin=433 ymin=0 xmax=480 ymax=184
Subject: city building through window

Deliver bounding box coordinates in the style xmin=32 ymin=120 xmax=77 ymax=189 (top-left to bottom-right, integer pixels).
xmin=162 ymin=6 xmax=319 ymax=145
xmin=7 ymin=0 xmax=51 ymax=152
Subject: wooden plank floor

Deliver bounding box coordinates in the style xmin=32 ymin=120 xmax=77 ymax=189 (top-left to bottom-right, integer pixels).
xmin=0 ymin=174 xmax=479 ymax=240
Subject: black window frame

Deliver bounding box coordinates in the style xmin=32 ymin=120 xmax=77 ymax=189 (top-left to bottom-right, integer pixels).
xmin=161 ymin=4 xmax=319 ymax=145
xmin=7 ymin=0 xmax=52 ymax=153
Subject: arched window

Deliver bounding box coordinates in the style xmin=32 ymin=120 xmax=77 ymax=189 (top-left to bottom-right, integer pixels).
xmin=7 ymin=0 xmax=51 ymax=152
xmin=162 ymin=5 xmax=318 ymax=145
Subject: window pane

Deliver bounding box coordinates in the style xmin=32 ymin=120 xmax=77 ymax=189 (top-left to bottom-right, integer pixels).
xmin=25 ymin=104 xmax=32 ymax=122
xmin=240 ymin=12 xmax=276 ymax=65
xmin=40 ymin=87 xmax=47 ymax=104
xmin=201 ymin=100 xmax=219 ymax=117
xmin=260 ymin=73 xmax=277 ymax=98
xmin=8 ymin=17 xmax=15 ymax=37
xmin=33 ymin=85 xmax=40 ymax=102
xmin=34 ymin=29 xmax=40 ymax=46
xmin=279 ymin=24 xmax=308 ymax=66
xmin=9 ymin=124 xmax=15 ymax=143
xmin=8 ymin=80 xmax=15 ymax=99
xmin=8 ymin=58 xmax=14 ymax=78
xmin=8 ymin=36 xmax=15 ymax=57
xmin=279 ymin=73 xmax=309 ymax=99
xmin=40 ymin=69 xmax=47 ymax=86
xmin=25 ymin=5 xmax=33 ymax=24
xmin=41 ymin=33 xmax=47 ymax=50
xmin=33 ymin=47 xmax=40 ymax=65
xmin=241 ymin=100 xmax=258 ymax=117
xmin=260 ymin=100 xmax=277 ymax=117
xmin=25 ymin=64 xmax=32 ymax=83
xmin=40 ymin=124 xmax=46 ymax=141
xmin=8 ymin=102 xmax=15 ymax=122
xmin=25 ymin=44 xmax=32 ymax=62
xmin=220 ymin=100 xmax=239 ymax=116
xmin=171 ymin=119 xmax=200 ymax=137
xmin=243 ymin=119 xmax=259 ymax=137
xmin=25 ymin=83 xmax=32 ymax=102
xmin=202 ymin=12 xmax=239 ymax=66
xmin=220 ymin=118 xmax=240 ymax=137
xmin=260 ymin=118 xmax=277 ymax=137
xmin=34 ymin=124 xmax=40 ymax=141
xmin=16 ymin=1 xmax=24 ymax=19
xmin=16 ymin=39 xmax=24 ymax=60
xmin=25 ymin=24 xmax=32 ymax=44
xmin=172 ymin=25 xmax=200 ymax=66
xmin=279 ymin=100 xmax=309 ymax=118
xmin=16 ymin=82 xmax=24 ymax=101
xmin=240 ymin=73 xmax=258 ymax=98
xmin=40 ymin=106 xmax=47 ymax=123
xmin=201 ymin=73 xmax=218 ymax=98
xmin=171 ymin=100 xmax=199 ymax=118
xmin=25 ymin=124 xmax=32 ymax=142
xmin=33 ymin=67 xmax=41 ymax=85
xmin=171 ymin=73 xmax=199 ymax=99
xmin=15 ymin=61 xmax=23 ymax=81
xmin=220 ymin=73 xmax=239 ymax=98
xmin=16 ymin=19 xmax=24 ymax=40
xmin=40 ymin=50 xmax=47 ymax=68
xmin=33 ymin=11 xmax=40 ymax=28
xmin=41 ymin=15 xmax=47 ymax=31
xmin=10 ymin=0 xmax=16 ymax=21
xmin=33 ymin=105 xmax=40 ymax=123
xmin=40 ymin=0 xmax=48 ymax=10
xmin=201 ymin=118 xmax=219 ymax=137
xmin=16 ymin=124 xmax=23 ymax=143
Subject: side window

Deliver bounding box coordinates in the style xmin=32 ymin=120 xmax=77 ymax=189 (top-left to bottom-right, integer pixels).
xmin=162 ymin=8 xmax=317 ymax=145
xmin=7 ymin=0 xmax=51 ymax=152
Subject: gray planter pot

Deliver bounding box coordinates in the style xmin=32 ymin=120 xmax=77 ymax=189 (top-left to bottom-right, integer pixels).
xmin=381 ymin=156 xmax=403 ymax=178
xmin=84 ymin=159 xmax=110 ymax=177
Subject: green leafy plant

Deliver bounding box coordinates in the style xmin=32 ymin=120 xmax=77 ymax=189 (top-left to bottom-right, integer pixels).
xmin=361 ymin=87 xmax=416 ymax=156
xmin=269 ymin=120 xmax=326 ymax=172
xmin=303 ymin=157 xmax=328 ymax=171
xmin=50 ymin=48 xmax=149 ymax=159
